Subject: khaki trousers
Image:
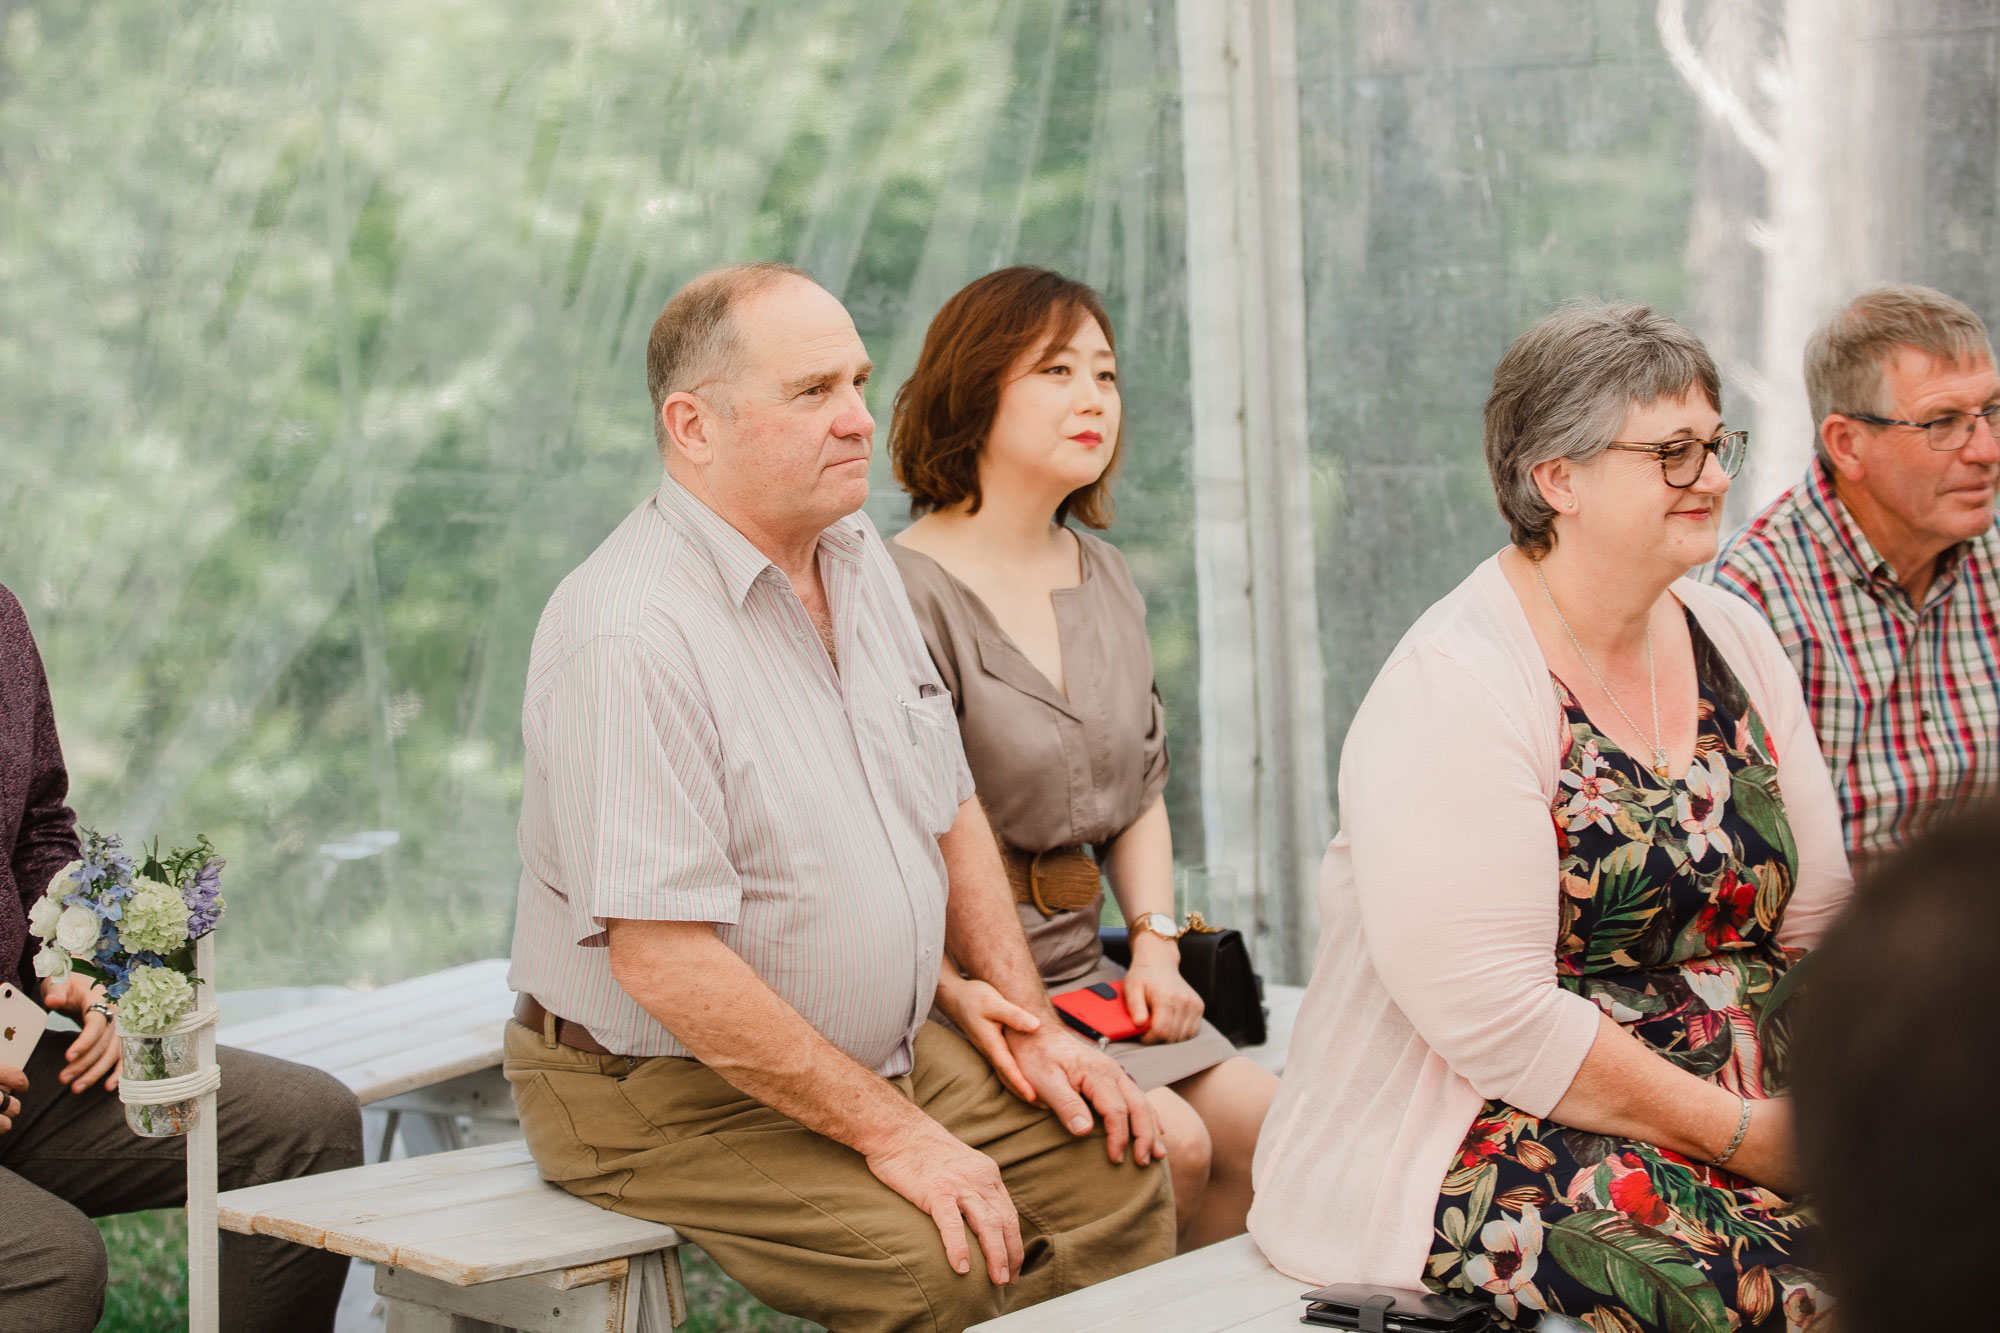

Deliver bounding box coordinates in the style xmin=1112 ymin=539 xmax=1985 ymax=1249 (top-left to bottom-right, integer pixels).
xmin=503 ymin=1019 xmax=1175 ymax=1333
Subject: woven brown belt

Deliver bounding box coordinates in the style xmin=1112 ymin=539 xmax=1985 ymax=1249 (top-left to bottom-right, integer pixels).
xmin=1001 ymin=844 xmax=1102 ymax=917
xmin=514 ymin=994 xmax=616 ymax=1056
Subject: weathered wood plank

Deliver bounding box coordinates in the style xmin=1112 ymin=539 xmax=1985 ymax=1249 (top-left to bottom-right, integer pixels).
xmin=331 ymin=1031 xmax=514 ymax=1104
xmin=376 ymin=1262 xmax=625 ymax=1333
xmin=220 ymin=1141 xmax=683 ymax=1287
xmin=319 ymin=1186 xmax=638 ymax=1268
xmin=526 ymin=1258 xmax=628 ymax=1292
xmin=218 ymin=1142 xmax=539 ymax=1234
xmin=259 ymin=990 xmax=508 ymax=1066
xmin=968 ymin=1234 xmax=1299 ymax=1333
xmin=635 ymin=1251 xmax=687 ymax=1330
xmin=258 ymin=1168 xmax=568 ymax=1240
xmin=403 ymin=1218 xmax=687 ymax=1288
xmin=224 ymin=960 xmax=510 ymax=1051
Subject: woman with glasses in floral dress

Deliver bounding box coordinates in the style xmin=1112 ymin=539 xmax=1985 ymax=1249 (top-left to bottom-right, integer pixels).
xmin=1249 ymin=302 xmax=1852 ymax=1331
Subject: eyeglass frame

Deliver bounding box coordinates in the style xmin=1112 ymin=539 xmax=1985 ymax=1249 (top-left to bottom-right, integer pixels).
xmin=1838 ymin=403 xmax=2000 ymax=451
xmin=1600 ymin=429 xmax=1749 ymax=489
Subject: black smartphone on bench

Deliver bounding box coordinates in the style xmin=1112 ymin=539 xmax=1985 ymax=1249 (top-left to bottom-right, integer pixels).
xmin=1299 ymin=1283 xmax=1490 ymax=1331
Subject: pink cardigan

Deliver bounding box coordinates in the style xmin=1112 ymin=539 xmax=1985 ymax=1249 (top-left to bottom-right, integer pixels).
xmin=1246 ymin=553 xmax=1852 ymax=1288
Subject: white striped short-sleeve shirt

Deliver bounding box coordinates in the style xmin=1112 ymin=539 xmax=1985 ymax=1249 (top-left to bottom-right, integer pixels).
xmin=507 ymin=474 xmax=975 ymax=1075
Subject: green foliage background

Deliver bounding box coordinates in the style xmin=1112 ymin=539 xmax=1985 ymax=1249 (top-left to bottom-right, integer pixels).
xmin=0 ymin=0 xmax=1199 ymax=993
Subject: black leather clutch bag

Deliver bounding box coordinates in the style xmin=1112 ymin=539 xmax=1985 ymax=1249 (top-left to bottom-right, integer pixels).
xmin=1299 ymin=1284 xmax=1490 ymax=1331
xmin=1099 ymin=920 xmax=1267 ymax=1047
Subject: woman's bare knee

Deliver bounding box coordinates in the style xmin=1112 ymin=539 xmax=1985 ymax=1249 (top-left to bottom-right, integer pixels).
xmin=1147 ymin=1086 xmax=1212 ymax=1233
xmin=1171 ymin=1057 xmax=1276 ymax=1174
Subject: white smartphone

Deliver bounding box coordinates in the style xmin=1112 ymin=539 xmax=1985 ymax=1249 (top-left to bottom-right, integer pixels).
xmin=0 ymin=980 xmax=48 ymax=1072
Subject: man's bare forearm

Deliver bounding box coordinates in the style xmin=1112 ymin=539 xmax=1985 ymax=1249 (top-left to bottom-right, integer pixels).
xmin=938 ymin=797 xmax=1058 ymax=1020
xmin=606 ymin=918 xmax=929 ymax=1156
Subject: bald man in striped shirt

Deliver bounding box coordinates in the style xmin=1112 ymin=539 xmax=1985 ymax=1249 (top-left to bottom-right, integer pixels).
xmin=504 ymin=263 xmax=1174 ymax=1333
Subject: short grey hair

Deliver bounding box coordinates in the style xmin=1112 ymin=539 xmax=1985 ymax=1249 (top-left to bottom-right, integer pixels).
xmin=1485 ymin=299 xmax=1721 ymax=558
xmin=645 ymin=261 xmax=814 ymax=453
xmin=1805 ymin=283 xmax=1994 ymax=460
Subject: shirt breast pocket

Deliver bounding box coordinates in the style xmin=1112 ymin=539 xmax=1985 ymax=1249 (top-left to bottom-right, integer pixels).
xmin=900 ymin=692 xmax=966 ymax=834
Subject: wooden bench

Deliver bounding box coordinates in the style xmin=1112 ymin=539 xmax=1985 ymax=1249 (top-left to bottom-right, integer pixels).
xmin=219 ymin=1139 xmax=689 ymax=1332
xmin=222 ymin=958 xmax=519 ymax=1159
xmin=961 ymin=984 xmax=1307 ymax=1332
xmin=968 ymin=1233 xmax=1303 ymax=1331
xmin=219 ymin=968 xmax=1303 ymax=1331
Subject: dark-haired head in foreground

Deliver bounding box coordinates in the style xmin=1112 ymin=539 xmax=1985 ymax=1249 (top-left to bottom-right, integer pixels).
xmin=1794 ymin=799 xmax=2000 ymax=1330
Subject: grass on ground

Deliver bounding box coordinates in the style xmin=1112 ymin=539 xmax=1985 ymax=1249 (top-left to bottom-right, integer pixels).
xmin=99 ymin=1210 xmax=819 ymax=1332
xmin=96 ymin=1211 xmax=185 ymax=1332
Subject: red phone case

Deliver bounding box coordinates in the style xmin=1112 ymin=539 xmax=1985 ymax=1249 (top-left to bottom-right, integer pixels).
xmin=1050 ymin=980 xmax=1149 ymax=1043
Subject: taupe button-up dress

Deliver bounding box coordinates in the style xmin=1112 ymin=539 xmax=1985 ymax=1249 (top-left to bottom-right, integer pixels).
xmin=892 ymin=531 xmax=1236 ymax=1089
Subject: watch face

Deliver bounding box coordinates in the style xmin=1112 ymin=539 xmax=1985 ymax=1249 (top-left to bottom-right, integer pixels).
xmin=1141 ymin=913 xmax=1177 ymax=937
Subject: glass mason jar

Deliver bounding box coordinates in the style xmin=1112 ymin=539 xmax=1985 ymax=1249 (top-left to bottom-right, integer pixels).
xmin=119 ymin=1029 xmax=201 ymax=1137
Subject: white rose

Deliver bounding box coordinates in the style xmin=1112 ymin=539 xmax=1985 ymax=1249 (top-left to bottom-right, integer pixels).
xmin=26 ymin=892 xmax=62 ymax=941
xmin=54 ymin=903 xmax=101 ymax=955
xmin=47 ymin=860 xmax=81 ymax=894
xmin=32 ymin=946 xmax=71 ymax=982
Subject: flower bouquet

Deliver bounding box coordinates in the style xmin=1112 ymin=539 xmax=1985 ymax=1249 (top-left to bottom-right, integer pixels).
xmin=28 ymin=829 xmax=225 ymax=1136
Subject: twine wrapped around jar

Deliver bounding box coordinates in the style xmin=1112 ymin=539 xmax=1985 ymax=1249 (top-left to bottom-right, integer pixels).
xmin=116 ymin=1001 xmax=222 ymax=1138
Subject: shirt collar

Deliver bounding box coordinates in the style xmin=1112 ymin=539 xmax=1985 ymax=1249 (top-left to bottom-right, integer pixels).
xmin=1799 ymin=457 xmax=1990 ymax=604
xmin=1798 ymin=458 xmax=1897 ymax=589
xmin=652 ymin=471 xmax=867 ymax=608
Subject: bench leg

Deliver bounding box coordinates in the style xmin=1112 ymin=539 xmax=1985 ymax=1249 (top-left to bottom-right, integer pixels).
xmin=375 ymin=1109 xmax=403 ymax=1163
xmin=631 ymin=1249 xmax=688 ymax=1330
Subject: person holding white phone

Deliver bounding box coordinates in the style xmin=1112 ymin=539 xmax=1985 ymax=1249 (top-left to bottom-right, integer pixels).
xmin=0 ymin=584 xmax=366 ymax=1333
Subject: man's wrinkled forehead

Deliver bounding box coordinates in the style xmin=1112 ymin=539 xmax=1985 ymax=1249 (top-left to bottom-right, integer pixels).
xmin=1888 ymin=344 xmax=2000 ymax=410
xmin=732 ymin=277 xmax=870 ymax=391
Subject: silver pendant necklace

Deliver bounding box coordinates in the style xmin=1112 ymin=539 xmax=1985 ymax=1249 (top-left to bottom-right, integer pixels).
xmin=1533 ymin=558 xmax=1668 ymax=780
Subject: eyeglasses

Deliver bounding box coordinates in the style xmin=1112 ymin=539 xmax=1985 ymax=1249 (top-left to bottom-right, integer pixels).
xmin=1602 ymin=430 xmax=1748 ymax=488
xmin=1841 ymin=404 xmax=2000 ymax=451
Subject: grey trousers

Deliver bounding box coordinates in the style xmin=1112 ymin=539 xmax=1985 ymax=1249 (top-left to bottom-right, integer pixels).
xmin=0 ymin=1027 xmax=364 ymax=1333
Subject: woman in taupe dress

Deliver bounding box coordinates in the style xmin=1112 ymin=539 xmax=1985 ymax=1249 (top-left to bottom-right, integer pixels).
xmin=888 ymin=266 xmax=1276 ymax=1250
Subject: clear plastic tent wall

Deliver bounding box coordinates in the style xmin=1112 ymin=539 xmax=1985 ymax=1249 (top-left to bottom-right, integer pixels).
xmin=0 ymin=0 xmax=1196 ymax=988
xmin=1299 ymin=0 xmax=2000 ymax=792
xmin=1 ymin=1 xmax=1995 ymax=989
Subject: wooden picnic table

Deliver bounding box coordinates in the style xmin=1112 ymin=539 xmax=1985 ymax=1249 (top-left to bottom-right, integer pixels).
xmin=223 ymin=957 xmax=518 ymax=1159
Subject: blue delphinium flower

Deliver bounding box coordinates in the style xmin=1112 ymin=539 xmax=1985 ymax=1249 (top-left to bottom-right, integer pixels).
xmin=98 ymin=955 xmax=134 ymax=1000
xmin=183 ymin=857 xmax=225 ymax=938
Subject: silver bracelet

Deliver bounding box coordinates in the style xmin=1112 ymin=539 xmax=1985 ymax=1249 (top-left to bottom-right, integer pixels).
xmin=1709 ymin=1095 xmax=1752 ymax=1167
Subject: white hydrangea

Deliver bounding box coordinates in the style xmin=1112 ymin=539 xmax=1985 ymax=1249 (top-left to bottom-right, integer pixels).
xmin=118 ymin=876 xmax=190 ymax=956
xmin=120 ymin=965 xmax=196 ymax=1035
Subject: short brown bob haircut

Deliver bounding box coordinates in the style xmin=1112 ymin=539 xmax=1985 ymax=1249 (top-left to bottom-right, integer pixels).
xmin=891 ymin=266 xmax=1122 ymax=529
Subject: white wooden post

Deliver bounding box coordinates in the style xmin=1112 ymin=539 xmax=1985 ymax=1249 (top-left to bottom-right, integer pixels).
xmin=1176 ymin=0 xmax=1330 ymax=983
xmin=190 ymin=931 xmax=220 ymax=1333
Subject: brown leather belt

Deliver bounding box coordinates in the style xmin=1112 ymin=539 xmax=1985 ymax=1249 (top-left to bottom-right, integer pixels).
xmin=514 ymin=994 xmax=616 ymax=1056
xmin=1001 ymin=844 xmax=1102 ymax=917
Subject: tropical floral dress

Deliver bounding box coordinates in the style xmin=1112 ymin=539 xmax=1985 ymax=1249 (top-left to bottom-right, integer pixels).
xmin=1423 ymin=613 xmax=1831 ymax=1333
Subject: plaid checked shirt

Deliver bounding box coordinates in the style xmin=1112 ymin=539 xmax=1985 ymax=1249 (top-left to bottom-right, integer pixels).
xmin=1712 ymin=461 xmax=2000 ymax=866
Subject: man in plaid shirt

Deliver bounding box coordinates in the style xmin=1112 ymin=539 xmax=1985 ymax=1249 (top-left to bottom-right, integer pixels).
xmin=1715 ymin=284 xmax=2000 ymax=869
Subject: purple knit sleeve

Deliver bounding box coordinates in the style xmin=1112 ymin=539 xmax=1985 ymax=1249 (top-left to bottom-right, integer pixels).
xmin=0 ymin=586 xmax=79 ymax=997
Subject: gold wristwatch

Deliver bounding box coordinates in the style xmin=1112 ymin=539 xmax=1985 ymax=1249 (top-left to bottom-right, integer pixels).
xmin=1131 ymin=912 xmax=1182 ymax=943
